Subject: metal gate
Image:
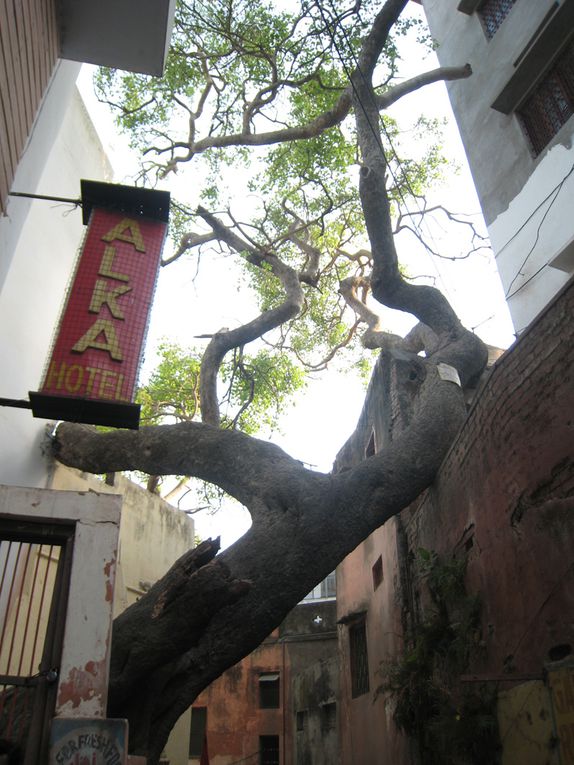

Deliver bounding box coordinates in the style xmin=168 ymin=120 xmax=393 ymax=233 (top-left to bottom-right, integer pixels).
xmin=0 ymin=518 xmax=74 ymax=764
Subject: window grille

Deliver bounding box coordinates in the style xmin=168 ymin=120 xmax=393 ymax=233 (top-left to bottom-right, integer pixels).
xmin=349 ymin=620 xmax=370 ymax=698
xmin=259 ymin=735 xmax=279 ymax=765
xmin=478 ymin=0 xmax=516 ymax=38
xmin=519 ymin=38 xmax=574 ymax=155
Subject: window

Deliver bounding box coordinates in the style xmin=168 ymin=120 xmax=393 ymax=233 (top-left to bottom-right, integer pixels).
xmin=372 ymin=556 xmax=383 ymax=590
xmin=296 ymin=710 xmax=307 ymax=732
xmin=189 ymin=707 xmax=207 ymax=759
xmin=259 ymin=672 xmax=280 ymax=708
xmin=259 ymin=735 xmax=279 ymax=765
xmin=301 ymin=571 xmax=336 ymax=601
xmin=349 ymin=619 xmax=370 ymax=698
xmin=518 ymin=37 xmax=574 ymax=155
xmin=478 ymin=0 xmax=517 ymax=39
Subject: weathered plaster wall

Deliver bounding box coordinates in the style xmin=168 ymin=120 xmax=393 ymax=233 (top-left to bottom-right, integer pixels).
xmin=50 ymin=464 xmax=196 ymax=764
xmin=422 ymin=0 xmax=574 ymax=332
xmin=0 ymin=485 xmax=121 ymax=720
xmin=292 ymin=657 xmax=338 ymax=765
xmin=336 ymin=523 xmax=410 ymax=765
xmin=193 ymin=600 xmax=338 ymax=765
xmin=0 ymin=82 xmax=113 ymax=489
xmin=335 ymin=277 xmax=574 ymax=763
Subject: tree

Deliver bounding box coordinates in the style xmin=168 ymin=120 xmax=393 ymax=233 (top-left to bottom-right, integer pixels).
xmin=53 ymin=0 xmax=489 ymax=759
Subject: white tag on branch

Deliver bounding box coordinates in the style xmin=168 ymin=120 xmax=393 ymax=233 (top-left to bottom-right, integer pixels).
xmin=437 ymin=363 xmax=462 ymax=387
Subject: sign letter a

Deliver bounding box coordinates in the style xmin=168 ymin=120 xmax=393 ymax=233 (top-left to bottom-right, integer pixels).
xmin=72 ymin=319 xmax=124 ymax=361
xmin=101 ymin=218 xmax=146 ymax=252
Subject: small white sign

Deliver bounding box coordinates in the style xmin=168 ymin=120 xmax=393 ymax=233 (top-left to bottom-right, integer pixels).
xmin=437 ymin=363 xmax=462 ymax=387
xmin=50 ymin=718 xmax=128 ymax=765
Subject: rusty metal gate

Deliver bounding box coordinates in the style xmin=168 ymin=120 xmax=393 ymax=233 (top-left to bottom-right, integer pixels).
xmin=0 ymin=517 xmax=74 ymax=764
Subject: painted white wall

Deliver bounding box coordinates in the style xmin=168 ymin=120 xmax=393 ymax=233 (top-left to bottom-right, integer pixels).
xmin=0 ymin=61 xmax=82 ymax=291
xmin=0 ymin=75 xmax=113 ymax=488
xmin=423 ymin=0 xmax=574 ymax=333
xmin=489 ymin=136 xmax=574 ymax=334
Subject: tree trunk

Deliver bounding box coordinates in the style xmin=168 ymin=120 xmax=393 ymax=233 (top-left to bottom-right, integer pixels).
xmin=54 ymin=354 xmax=471 ymax=760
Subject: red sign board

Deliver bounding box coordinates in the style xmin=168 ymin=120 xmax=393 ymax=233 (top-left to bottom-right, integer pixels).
xmin=41 ymin=208 xmax=166 ymax=405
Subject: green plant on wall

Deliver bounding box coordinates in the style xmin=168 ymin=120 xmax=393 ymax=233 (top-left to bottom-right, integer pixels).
xmin=377 ymin=549 xmax=501 ymax=765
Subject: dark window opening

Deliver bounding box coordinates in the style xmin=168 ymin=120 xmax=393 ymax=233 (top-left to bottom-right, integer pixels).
xmin=321 ymin=702 xmax=337 ymax=732
xmin=372 ymin=556 xmax=383 ymax=590
xmin=349 ymin=620 xmax=370 ymax=698
xmin=259 ymin=735 xmax=280 ymax=765
xmin=478 ymin=0 xmax=517 ymax=39
xmin=189 ymin=706 xmax=207 ymax=758
xmin=548 ymin=643 xmax=572 ymax=662
xmin=518 ymin=38 xmax=574 ymax=155
xmin=259 ymin=673 xmax=280 ymax=708
xmin=296 ymin=710 xmax=307 ymax=732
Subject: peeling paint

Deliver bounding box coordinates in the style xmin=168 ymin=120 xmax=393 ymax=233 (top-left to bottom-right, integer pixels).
xmin=57 ymin=660 xmax=107 ymax=714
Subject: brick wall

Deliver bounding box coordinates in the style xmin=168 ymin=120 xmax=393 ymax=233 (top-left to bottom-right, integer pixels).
xmin=409 ymin=276 xmax=574 ymax=676
xmin=336 ymin=276 xmax=574 ymax=763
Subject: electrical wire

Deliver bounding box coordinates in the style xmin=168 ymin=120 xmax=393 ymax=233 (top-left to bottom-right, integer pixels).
xmin=504 ymin=163 xmax=574 ymax=297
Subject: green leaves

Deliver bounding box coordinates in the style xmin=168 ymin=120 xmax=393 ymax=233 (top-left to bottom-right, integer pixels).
xmin=137 ymin=342 xmax=203 ymax=424
xmin=137 ymin=341 xmax=305 ymax=436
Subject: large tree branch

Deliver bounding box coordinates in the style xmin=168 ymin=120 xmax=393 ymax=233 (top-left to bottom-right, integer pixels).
xmin=195 ymin=207 xmax=305 ymax=425
xmin=375 ymin=64 xmax=471 ymax=109
xmin=53 ymin=420 xmax=303 ymax=512
xmin=160 ymin=61 xmax=472 ymax=173
xmin=350 ymin=13 xmax=487 ymax=385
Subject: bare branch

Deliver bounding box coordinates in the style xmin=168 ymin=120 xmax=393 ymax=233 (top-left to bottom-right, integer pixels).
xmin=375 ymin=64 xmax=472 ymax=110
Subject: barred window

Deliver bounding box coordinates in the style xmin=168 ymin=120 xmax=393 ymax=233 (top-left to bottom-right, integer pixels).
xmin=349 ymin=619 xmax=370 ymax=698
xmin=478 ymin=0 xmax=517 ymax=38
xmin=518 ymin=38 xmax=574 ymax=155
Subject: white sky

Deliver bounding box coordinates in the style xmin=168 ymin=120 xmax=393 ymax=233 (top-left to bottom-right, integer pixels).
xmin=75 ymin=3 xmax=515 ymax=547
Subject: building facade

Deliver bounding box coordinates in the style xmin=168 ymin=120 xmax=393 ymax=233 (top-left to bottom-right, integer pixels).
xmin=422 ymin=0 xmax=574 ymax=334
xmin=0 ymin=4 xmax=195 ymax=763
xmin=190 ymin=581 xmax=339 ymax=765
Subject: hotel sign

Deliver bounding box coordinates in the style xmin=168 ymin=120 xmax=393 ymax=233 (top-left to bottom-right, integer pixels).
xmin=30 ymin=181 xmax=170 ymax=429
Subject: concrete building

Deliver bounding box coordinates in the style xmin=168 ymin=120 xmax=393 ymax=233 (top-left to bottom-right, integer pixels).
xmin=190 ymin=579 xmax=339 ymax=765
xmin=421 ymin=0 xmax=574 ymax=334
xmin=0 ymin=4 xmax=200 ymax=763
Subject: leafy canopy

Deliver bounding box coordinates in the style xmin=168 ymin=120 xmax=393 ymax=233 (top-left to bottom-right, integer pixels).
xmin=96 ymin=0 xmax=451 ymax=441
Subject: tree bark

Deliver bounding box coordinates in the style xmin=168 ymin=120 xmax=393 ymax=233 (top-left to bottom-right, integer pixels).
xmin=54 ymin=355 xmax=468 ymax=759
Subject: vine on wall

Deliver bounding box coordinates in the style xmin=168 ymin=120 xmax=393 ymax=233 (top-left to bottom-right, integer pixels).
xmin=377 ymin=549 xmax=501 ymax=764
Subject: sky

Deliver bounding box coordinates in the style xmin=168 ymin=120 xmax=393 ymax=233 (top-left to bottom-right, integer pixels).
xmin=75 ymin=2 xmax=515 ymax=547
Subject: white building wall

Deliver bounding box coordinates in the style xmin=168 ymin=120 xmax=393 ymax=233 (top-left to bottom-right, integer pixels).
xmin=0 ymin=74 xmax=113 ymax=488
xmin=422 ymin=0 xmax=574 ymax=333
xmin=488 ymin=139 xmax=574 ymax=334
